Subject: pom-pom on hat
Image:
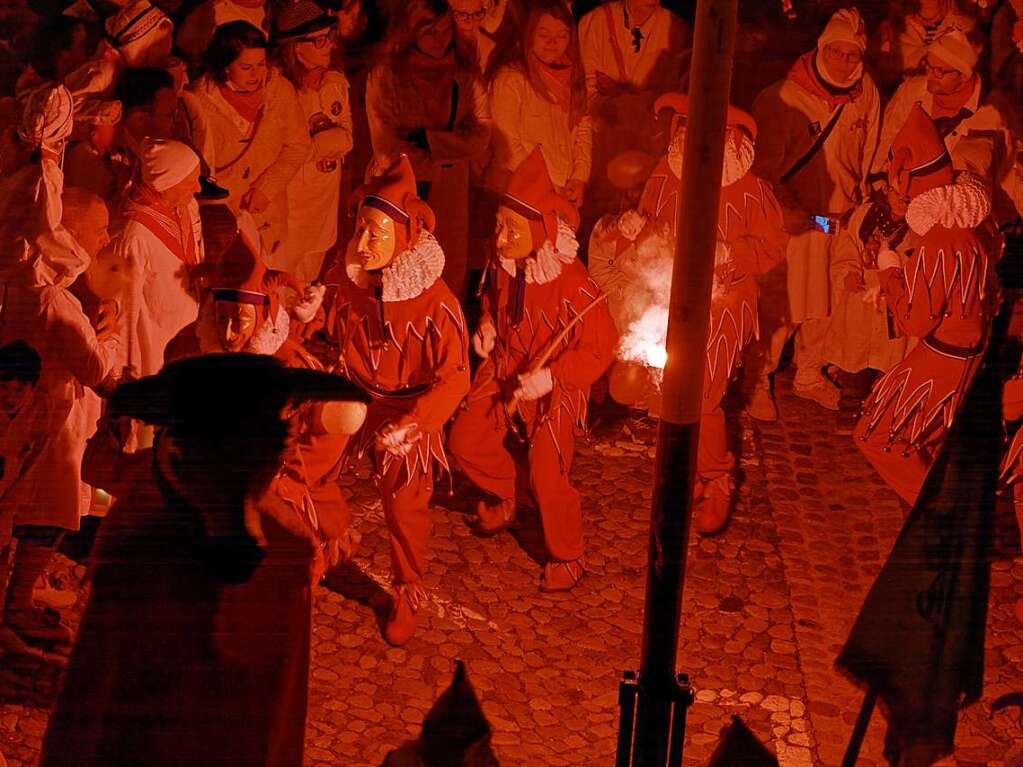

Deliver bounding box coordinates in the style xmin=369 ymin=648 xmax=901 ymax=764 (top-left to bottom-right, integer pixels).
xmin=888 ymin=103 xmax=954 ymax=199
xmin=653 ymin=92 xmax=758 ymax=142
xmin=500 ymin=146 xmax=579 ymax=250
xmin=355 ymin=154 xmax=435 ymax=252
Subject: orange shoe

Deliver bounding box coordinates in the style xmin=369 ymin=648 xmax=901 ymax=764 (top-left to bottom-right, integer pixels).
xmin=540 ymin=558 xmax=585 ymax=592
xmin=472 ymin=498 xmax=516 ymax=536
xmin=383 ymin=583 xmax=425 ymax=646
xmin=694 ymin=475 xmax=734 ymax=536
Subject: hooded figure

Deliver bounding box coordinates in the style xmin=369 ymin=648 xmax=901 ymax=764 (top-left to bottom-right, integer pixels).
xmin=38 ymin=354 xmax=369 ymax=767
xmin=749 ymin=8 xmax=880 ymax=419
xmin=588 ymin=94 xmax=788 ymax=535
xmin=165 ymin=230 xmax=359 ymax=572
xmin=854 ymin=105 xmax=999 ymax=506
xmin=323 ymin=154 xmax=470 ymax=646
xmin=448 ymin=147 xmax=618 ymax=591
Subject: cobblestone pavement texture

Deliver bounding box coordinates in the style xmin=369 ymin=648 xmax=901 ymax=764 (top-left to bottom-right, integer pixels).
xmin=2 ymin=370 xmax=1023 ymax=766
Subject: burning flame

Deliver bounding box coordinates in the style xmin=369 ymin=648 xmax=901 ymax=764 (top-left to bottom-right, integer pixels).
xmin=615 ymin=229 xmax=674 ymax=370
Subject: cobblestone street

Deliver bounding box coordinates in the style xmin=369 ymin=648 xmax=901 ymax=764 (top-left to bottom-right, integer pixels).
xmin=2 ymin=370 xmax=1023 ymax=766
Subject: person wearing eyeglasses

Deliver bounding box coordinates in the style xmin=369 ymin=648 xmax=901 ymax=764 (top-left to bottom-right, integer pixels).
xmin=895 ymin=0 xmax=976 ymax=77
xmin=272 ymin=2 xmax=354 ymax=285
xmin=746 ymin=8 xmax=880 ymax=420
xmin=365 ymin=0 xmax=492 ymax=299
xmin=872 ymin=29 xmax=1021 ymax=226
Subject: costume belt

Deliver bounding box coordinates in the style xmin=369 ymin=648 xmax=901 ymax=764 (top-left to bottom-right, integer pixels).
xmin=921 ymin=334 xmax=984 ymax=360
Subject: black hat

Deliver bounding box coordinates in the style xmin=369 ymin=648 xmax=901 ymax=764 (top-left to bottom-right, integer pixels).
xmin=108 ymin=353 xmax=369 ymax=429
xmin=197 ymin=174 xmax=230 ymax=201
xmin=275 ymin=1 xmax=334 ymax=41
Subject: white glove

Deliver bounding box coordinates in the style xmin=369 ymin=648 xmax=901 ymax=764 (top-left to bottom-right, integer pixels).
xmin=514 ymin=367 xmax=553 ymax=402
xmin=292 ymin=284 xmax=326 ymax=323
xmin=876 ymin=248 xmax=901 ymax=272
xmin=376 ymin=421 xmax=421 ymax=457
xmin=472 ymin=320 xmax=496 ymax=358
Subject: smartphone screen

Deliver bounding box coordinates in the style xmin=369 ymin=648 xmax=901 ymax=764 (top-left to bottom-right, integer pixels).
xmin=811 ymin=215 xmax=833 ymax=234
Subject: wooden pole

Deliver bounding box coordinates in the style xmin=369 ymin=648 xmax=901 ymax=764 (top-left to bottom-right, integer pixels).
xmin=629 ymin=0 xmax=738 ymax=763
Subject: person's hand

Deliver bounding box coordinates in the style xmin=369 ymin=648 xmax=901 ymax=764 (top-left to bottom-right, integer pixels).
xmin=94 ymin=299 xmax=120 ymax=341
xmin=563 ymin=179 xmax=586 ymax=208
xmin=514 ymin=367 xmax=553 ymax=402
xmin=376 ymin=419 xmax=421 ymax=457
xmin=242 ymin=188 xmax=271 ymax=215
xmin=843 ymin=272 xmax=866 ymax=293
xmin=877 ymin=248 xmax=901 ymax=272
xmin=472 ymin=319 xmax=496 ymax=358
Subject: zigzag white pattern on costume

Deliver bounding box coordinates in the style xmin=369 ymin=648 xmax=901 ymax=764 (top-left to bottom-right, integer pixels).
xmin=903 ymin=244 xmax=987 ymax=315
xmin=862 ymin=364 xmax=959 ymax=447
xmin=1001 ymin=429 xmax=1023 ymax=486
xmin=717 ymin=182 xmax=770 ymax=243
xmin=705 ymin=299 xmax=757 ymax=386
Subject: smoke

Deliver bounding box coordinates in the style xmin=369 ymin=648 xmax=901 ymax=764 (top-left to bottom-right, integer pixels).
xmin=616 ymin=228 xmax=674 ymax=370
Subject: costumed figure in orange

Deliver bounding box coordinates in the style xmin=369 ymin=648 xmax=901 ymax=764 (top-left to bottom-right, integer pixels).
xmin=165 ymin=226 xmax=360 ymax=579
xmin=854 ymin=105 xmax=1000 ymax=506
xmin=323 ymin=155 xmax=470 ymax=645
xmin=448 ymin=147 xmax=618 ymax=592
xmin=589 ymin=93 xmax=788 ymax=534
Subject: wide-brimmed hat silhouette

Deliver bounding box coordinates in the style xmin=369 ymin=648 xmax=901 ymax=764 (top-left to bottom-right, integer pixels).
xmin=108 ymin=353 xmax=370 ymax=430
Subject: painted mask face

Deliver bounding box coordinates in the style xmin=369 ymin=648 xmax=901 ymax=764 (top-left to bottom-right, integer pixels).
xmin=353 ymin=205 xmax=399 ymax=271
xmin=495 ymin=206 xmax=533 ymax=261
xmin=214 ymin=301 xmax=259 ymax=352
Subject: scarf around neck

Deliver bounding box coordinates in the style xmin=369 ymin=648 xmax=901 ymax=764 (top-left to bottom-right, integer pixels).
xmin=931 ymin=74 xmax=978 ymax=119
xmin=787 ymin=50 xmax=861 ymax=109
xmin=218 ymin=81 xmax=265 ymax=123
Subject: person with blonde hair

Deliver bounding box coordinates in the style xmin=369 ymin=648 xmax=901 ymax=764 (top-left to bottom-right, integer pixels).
xmin=365 ymin=0 xmax=491 ymax=298
xmin=486 ymin=0 xmax=592 ymax=210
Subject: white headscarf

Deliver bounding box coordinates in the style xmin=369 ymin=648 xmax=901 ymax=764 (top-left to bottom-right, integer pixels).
xmin=19 ymin=85 xmax=74 ymax=153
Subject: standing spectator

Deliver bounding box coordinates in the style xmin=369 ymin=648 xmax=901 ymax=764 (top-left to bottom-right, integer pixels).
xmin=329 ymin=0 xmax=388 ymax=272
xmin=273 ymin=2 xmax=353 ymax=284
xmin=450 ymin=0 xmax=490 ymax=68
xmin=14 ymin=16 xmax=92 ymax=100
xmin=117 ymin=67 xmax=179 ymax=157
xmin=176 ymin=0 xmax=270 ymax=68
xmin=111 ymin=139 xmax=202 ymax=385
xmin=854 ymin=106 xmax=998 ymax=506
xmin=190 ymin=21 xmax=311 ymax=260
xmin=872 ymin=30 xmax=1021 ymax=228
xmin=487 ymin=0 xmax=592 ymax=208
xmin=0 ymin=187 xmax=120 ymax=649
xmin=64 ymin=99 xmax=131 ymax=203
xmin=577 ymin=0 xmax=691 ymax=230
xmin=894 ymin=0 xmax=976 ymax=77
xmin=365 ymin=0 xmax=491 ymax=299
xmin=748 ymin=8 xmax=880 ymax=419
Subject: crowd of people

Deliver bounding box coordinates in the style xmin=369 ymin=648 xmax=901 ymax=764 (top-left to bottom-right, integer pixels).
xmin=0 ymin=0 xmax=1022 ymax=757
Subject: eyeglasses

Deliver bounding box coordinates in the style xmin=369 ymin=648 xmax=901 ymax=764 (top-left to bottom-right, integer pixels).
xmin=923 ymin=59 xmax=958 ymax=77
xmin=298 ymin=29 xmax=336 ymax=48
xmin=453 ymin=9 xmax=487 ymax=22
xmin=823 ymin=46 xmax=863 ymax=64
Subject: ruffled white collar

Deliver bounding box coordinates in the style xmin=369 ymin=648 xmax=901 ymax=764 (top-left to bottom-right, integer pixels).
xmin=499 ymin=219 xmax=579 ymax=285
xmin=905 ymin=172 xmax=990 ymax=236
xmin=197 ymin=302 xmax=290 ymax=356
xmin=345 ymin=230 xmax=445 ymax=302
xmin=667 ymin=132 xmax=755 ymax=187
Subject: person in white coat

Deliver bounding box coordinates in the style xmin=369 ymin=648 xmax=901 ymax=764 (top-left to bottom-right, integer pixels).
xmin=0 ymin=87 xmax=121 ymax=647
xmin=273 ymin=3 xmax=353 ymax=284
xmin=110 ymin=139 xmax=203 ymax=386
xmin=748 ymin=8 xmax=880 ymax=419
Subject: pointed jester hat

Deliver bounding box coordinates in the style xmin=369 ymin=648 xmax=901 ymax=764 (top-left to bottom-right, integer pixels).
xmin=500 ymin=145 xmax=579 ymax=250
